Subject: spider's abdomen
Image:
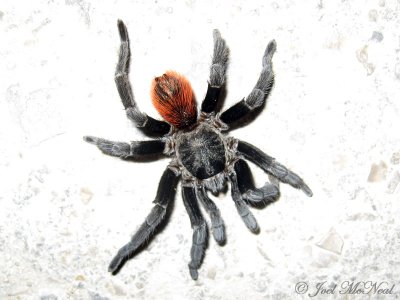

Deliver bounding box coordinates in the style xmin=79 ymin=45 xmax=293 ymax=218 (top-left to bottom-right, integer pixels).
xmin=177 ymin=124 xmax=226 ymax=180
xmin=151 ymin=71 xmax=197 ymax=129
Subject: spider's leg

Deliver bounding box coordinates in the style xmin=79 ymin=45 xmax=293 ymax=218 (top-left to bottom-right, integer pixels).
xmin=220 ymin=40 xmax=276 ymax=126
xmin=115 ymin=20 xmax=171 ymax=136
xmin=196 ymin=186 xmax=225 ymax=244
xmin=237 ymin=140 xmax=313 ymax=197
xmin=108 ymin=167 xmax=180 ymax=275
xmin=182 ymin=185 xmax=208 ymax=280
xmin=234 ymin=159 xmax=280 ymax=205
xmin=201 ymin=29 xmax=229 ymax=114
xmin=83 ymin=136 xmax=165 ymax=159
xmin=228 ymin=172 xmax=259 ymax=233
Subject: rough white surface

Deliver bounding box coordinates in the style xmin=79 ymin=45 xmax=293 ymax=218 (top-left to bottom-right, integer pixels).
xmin=1 ymin=0 xmax=400 ymax=299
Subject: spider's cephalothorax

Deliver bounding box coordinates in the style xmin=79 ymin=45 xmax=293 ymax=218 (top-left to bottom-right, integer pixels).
xmin=84 ymin=20 xmax=313 ymax=280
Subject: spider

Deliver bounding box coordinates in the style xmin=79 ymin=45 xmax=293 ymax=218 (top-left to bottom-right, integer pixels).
xmin=84 ymin=20 xmax=313 ymax=280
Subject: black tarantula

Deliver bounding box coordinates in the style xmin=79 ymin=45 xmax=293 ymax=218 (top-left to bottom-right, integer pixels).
xmin=84 ymin=20 xmax=313 ymax=280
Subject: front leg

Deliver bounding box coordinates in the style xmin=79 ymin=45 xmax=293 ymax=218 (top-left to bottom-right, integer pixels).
xmin=182 ymin=184 xmax=209 ymax=280
xmin=108 ymin=167 xmax=180 ymax=274
xmin=237 ymin=140 xmax=313 ymax=197
xmin=83 ymin=136 xmax=166 ymax=159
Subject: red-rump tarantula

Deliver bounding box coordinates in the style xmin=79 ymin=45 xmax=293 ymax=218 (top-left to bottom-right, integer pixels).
xmin=84 ymin=20 xmax=312 ymax=280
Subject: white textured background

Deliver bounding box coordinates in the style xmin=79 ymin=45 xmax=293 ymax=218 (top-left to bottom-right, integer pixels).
xmin=1 ymin=0 xmax=400 ymax=299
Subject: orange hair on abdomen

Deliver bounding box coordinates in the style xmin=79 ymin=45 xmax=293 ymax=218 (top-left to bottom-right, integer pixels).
xmin=151 ymin=71 xmax=197 ymax=129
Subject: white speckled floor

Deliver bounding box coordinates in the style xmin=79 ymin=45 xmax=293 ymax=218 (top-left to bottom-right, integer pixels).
xmin=1 ymin=0 xmax=400 ymax=299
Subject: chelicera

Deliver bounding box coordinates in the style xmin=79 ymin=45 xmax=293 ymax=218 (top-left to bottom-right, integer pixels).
xmin=84 ymin=20 xmax=312 ymax=280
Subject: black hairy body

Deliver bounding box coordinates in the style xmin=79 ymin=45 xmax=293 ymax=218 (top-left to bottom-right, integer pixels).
xmin=177 ymin=122 xmax=226 ymax=180
xmin=84 ymin=20 xmax=312 ymax=280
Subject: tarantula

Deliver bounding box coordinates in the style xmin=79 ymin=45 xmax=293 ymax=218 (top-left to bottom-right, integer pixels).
xmin=84 ymin=20 xmax=312 ymax=280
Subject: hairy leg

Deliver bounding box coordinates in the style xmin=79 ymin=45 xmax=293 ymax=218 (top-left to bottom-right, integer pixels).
xmin=234 ymin=159 xmax=280 ymax=205
xmin=108 ymin=167 xmax=180 ymax=274
xmin=237 ymin=140 xmax=313 ymax=196
xmin=182 ymin=185 xmax=208 ymax=280
xmin=228 ymin=172 xmax=259 ymax=233
xmin=201 ymin=29 xmax=229 ymax=114
xmin=83 ymin=136 xmax=166 ymax=159
xmin=196 ymin=186 xmax=225 ymax=244
xmin=220 ymin=40 xmax=276 ymax=126
xmin=115 ymin=20 xmax=171 ymax=136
